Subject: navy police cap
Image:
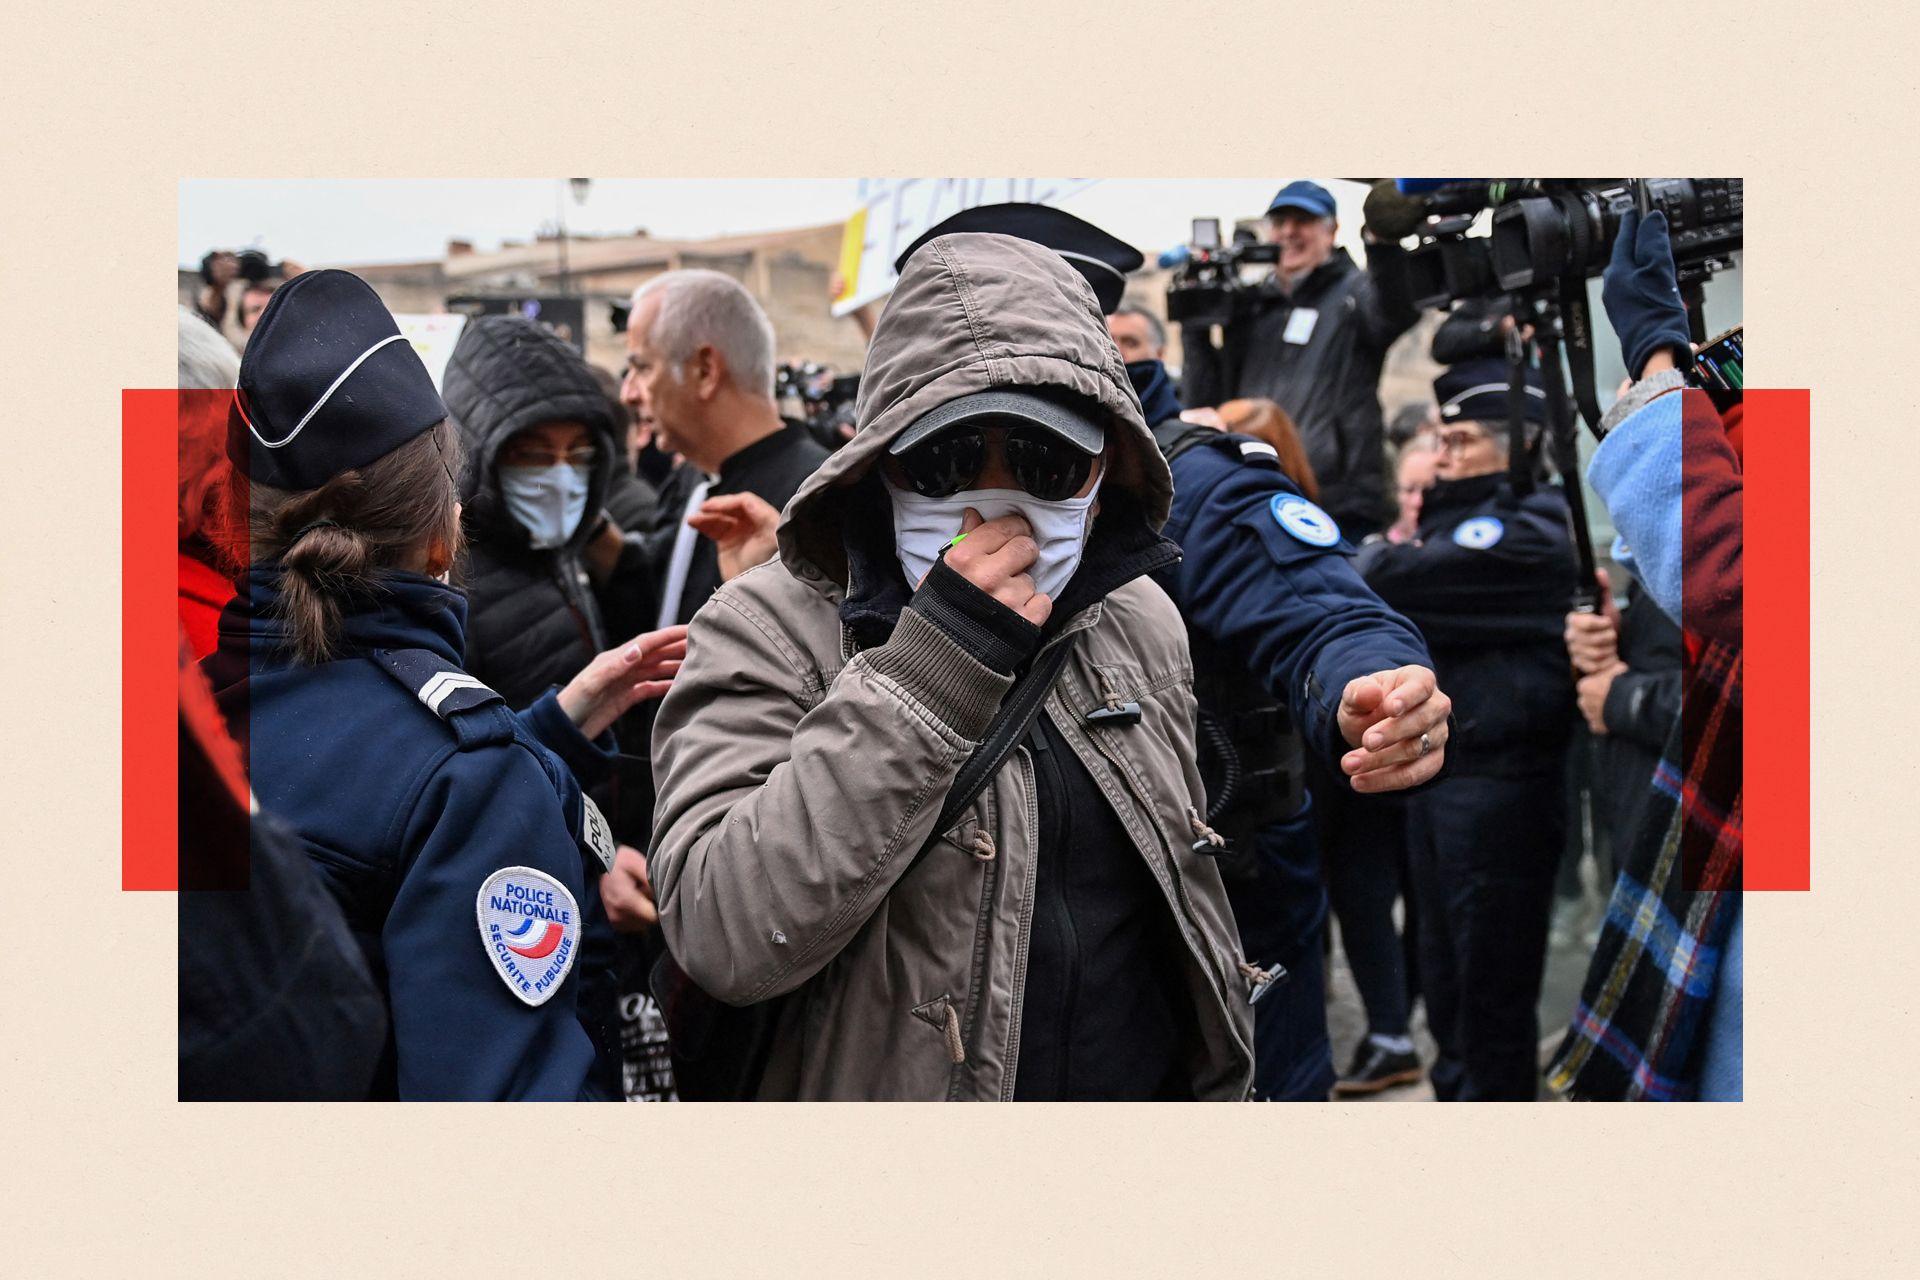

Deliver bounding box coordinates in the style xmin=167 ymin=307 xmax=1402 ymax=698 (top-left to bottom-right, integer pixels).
xmin=893 ymin=202 xmax=1144 ymax=315
xmin=228 ymin=269 xmax=447 ymax=490
xmin=1435 ymin=357 xmax=1546 ymax=426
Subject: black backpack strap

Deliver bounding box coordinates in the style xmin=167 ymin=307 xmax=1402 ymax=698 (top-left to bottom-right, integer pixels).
xmin=903 ymin=630 xmax=1081 ymax=879
xmin=369 ymin=647 xmax=516 ymax=751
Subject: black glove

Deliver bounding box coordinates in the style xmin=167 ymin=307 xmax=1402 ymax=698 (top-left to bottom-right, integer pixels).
xmin=1362 ymin=179 xmax=1427 ymax=242
xmin=1602 ymin=209 xmax=1692 ymax=380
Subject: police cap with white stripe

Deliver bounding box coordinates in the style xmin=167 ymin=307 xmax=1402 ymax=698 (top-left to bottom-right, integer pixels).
xmin=1434 ymin=357 xmax=1545 ymax=427
xmin=892 ymin=203 xmax=1144 ymax=316
xmin=227 ymin=269 xmax=447 ymax=490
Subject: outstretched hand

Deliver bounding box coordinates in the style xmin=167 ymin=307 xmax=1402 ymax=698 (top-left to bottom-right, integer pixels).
xmin=556 ymin=625 xmax=689 ymax=739
xmin=687 ymin=492 xmax=781 ymax=582
xmin=1335 ymin=665 xmax=1451 ymax=793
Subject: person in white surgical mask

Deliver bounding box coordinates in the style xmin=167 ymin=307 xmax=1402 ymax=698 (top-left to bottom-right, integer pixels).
xmin=882 ymin=391 xmax=1107 ymax=613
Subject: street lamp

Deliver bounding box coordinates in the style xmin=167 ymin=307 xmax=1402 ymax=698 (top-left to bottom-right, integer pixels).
xmin=556 ymin=179 xmax=591 ymax=295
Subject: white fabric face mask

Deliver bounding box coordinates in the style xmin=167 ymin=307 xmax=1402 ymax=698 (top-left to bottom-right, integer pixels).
xmin=887 ymin=475 xmax=1102 ymax=601
xmin=499 ymin=463 xmax=592 ymax=551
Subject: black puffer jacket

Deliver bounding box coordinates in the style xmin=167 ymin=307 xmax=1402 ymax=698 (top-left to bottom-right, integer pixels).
xmin=443 ymin=316 xmax=656 ymax=715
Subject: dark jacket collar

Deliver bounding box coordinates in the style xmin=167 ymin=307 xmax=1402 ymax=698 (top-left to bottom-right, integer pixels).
xmin=718 ymin=421 xmax=808 ymax=484
xmin=1421 ymin=471 xmax=1510 ymax=524
xmin=213 ymin=563 xmax=469 ymax=673
xmin=1125 ymin=360 xmax=1183 ymax=429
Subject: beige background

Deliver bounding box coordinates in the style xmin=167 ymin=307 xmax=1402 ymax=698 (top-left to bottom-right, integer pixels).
xmin=0 ymin=0 xmax=1905 ymax=1273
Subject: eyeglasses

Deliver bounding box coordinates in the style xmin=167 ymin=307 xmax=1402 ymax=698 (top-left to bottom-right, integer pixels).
xmin=896 ymin=421 xmax=1094 ymax=503
xmin=1437 ymin=428 xmax=1492 ymax=454
xmin=499 ymin=445 xmax=598 ymax=469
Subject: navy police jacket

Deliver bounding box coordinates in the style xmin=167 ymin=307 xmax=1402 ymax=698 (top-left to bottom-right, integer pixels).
xmin=1150 ymin=423 xmax=1434 ymax=771
xmin=203 ymin=566 xmax=621 ymax=1100
xmin=1355 ymin=472 xmax=1577 ymax=777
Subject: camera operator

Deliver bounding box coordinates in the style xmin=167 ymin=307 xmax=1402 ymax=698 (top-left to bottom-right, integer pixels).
xmin=194 ymin=251 xmax=240 ymax=332
xmin=1178 ymin=179 xmax=1425 ymax=541
xmin=1549 ymin=209 xmax=1743 ymax=1101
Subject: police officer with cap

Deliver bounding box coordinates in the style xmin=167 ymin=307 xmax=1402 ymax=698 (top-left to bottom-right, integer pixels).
xmin=895 ymin=207 xmax=1450 ymax=1101
xmin=204 ymin=269 xmax=642 ymax=1100
xmin=1354 ymin=357 xmax=1578 ymax=1102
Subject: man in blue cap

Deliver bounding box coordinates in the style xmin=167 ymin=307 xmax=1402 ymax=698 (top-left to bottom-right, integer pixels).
xmin=1180 ymin=179 xmax=1426 ymax=543
xmin=1354 ymin=357 xmax=1579 ymax=1101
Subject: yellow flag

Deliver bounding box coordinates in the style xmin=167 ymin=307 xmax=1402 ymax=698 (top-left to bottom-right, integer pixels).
xmin=834 ymin=209 xmax=867 ymax=305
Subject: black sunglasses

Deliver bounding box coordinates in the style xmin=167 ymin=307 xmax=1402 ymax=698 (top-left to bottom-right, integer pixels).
xmin=896 ymin=421 xmax=1094 ymax=503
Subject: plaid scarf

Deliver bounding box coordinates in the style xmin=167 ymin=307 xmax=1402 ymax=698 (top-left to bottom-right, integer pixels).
xmin=1547 ymin=636 xmax=1742 ymax=1101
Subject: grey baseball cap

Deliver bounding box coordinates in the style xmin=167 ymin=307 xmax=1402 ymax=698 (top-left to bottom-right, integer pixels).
xmin=890 ymin=388 xmax=1106 ymax=457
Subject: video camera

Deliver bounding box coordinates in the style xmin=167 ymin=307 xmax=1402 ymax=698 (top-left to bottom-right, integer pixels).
xmin=199 ymin=248 xmax=288 ymax=287
xmin=1403 ymin=179 xmax=1741 ymax=613
xmin=1161 ymin=218 xmax=1280 ymax=329
xmin=1404 ymin=178 xmax=1742 ymax=310
xmin=775 ymin=361 xmax=861 ymax=452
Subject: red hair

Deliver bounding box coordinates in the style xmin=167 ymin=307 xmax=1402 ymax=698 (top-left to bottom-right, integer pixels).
xmin=1220 ymin=398 xmax=1319 ymax=501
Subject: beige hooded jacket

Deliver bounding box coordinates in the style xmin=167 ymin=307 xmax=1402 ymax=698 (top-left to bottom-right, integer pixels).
xmin=649 ymin=232 xmax=1257 ymax=1100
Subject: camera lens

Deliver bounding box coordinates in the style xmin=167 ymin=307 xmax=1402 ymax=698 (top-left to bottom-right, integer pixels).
xmin=1490 ymin=197 xmax=1558 ymax=291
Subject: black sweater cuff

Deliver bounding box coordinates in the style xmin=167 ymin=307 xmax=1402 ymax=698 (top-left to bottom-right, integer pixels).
xmin=908 ymin=557 xmax=1042 ymax=676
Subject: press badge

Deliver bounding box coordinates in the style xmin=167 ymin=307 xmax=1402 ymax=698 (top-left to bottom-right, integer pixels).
xmin=1283 ymin=308 xmax=1319 ymax=345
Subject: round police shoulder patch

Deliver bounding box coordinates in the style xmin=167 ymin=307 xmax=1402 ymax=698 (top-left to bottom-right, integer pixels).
xmin=1453 ymin=516 xmax=1505 ymax=550
xmin=477 ymin=866 xmax=581 ymax=1007
xmin=1269 ymin=493 xmax=1341 ymax=548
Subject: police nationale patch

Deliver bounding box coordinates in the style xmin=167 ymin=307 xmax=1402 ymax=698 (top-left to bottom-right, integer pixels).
xmin=580 ymin=793 xmax=616 ymax=872
xmin=1453 ymin=516 xmax=1506 ymax=550
xmin=1270 ymin=493 xmax=1340 ymax=548
xmin=476 ymin=867 xmax=581 ymax=1007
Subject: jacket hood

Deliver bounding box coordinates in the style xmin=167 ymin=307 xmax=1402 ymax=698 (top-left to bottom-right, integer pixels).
xmin=777 ymin=232 xmax=1172 ymax=597
xmin=442 ymin=315 xmax=622 ymax=556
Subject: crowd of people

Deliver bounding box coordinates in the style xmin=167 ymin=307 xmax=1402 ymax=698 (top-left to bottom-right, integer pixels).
xmin=175 ymin=180 xmax=1744 ymax=1102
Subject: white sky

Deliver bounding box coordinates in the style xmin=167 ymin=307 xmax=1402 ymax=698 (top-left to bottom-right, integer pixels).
xmin=177 ymin=178 xmax=1379 ymax=268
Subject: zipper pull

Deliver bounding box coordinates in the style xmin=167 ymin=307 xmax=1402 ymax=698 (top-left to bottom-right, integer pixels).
xmin=1187 ymin=806 xmax=1232 ymax=857
xmin=1239 ymin=960 xmax=1289 ymax=1005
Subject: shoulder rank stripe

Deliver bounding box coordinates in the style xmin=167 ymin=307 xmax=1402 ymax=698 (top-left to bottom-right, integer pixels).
xmin=419 ymin=670 xmax=492 ymax=715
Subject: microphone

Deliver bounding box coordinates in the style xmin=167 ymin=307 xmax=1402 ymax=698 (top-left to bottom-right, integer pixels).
xmin=1157 ymin=245 xmax=1192 ymax=270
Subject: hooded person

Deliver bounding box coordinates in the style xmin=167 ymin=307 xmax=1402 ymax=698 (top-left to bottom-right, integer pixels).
xmin=648 ymin=232 xmax=1267 ymax=1101
xmin=442 ymin=316 xmax=659 ymax=713
xmin=917 ymin=205 xmax=1448 ymax=1102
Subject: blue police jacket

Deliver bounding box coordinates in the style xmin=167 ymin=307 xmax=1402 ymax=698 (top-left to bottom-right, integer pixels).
xmin=203 ymin=566 xmax=620 ymax=1100
xmin=1151 ymin=425 xmax=1434 ymax=769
